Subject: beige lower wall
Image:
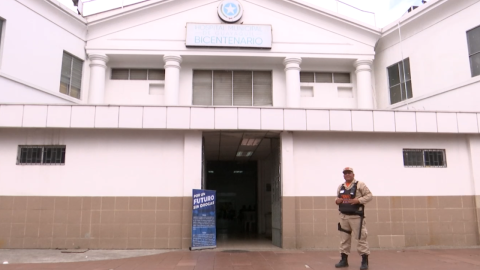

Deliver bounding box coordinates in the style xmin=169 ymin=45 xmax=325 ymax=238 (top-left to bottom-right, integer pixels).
xmin=0 ymin=196 xmax=192 ymax=249
xmin=283 ymin=196 xmax=480 ymax=249
xmin=1 ymin=195 xmax=478 ymax=250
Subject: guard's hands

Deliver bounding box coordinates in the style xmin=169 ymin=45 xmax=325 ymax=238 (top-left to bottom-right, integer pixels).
xmin=350 ymin=198 xmax=360 ymax=205
xmin=335 ymin=198 xmax=343 ymax=205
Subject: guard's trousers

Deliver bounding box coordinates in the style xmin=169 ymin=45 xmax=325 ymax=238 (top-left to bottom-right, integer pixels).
xmin=339 ymin=214 xmax=370 ymax=255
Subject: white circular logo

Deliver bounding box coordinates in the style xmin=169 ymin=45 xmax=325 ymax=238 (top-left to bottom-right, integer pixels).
xmin=217 ymin=0 xmax=243 ymax=23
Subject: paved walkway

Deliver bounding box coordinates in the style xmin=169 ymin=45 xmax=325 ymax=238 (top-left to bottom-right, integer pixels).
xmin=0 ymin=248 xmax=479 ymax=270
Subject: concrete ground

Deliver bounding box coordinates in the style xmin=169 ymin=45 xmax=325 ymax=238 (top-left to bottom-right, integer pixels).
xmin=0 ymin=247 xmax=479 ymax=269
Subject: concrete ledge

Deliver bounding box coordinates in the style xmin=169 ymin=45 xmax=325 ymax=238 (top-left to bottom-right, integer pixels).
xmin=0 ymin=105 xmax=478 ymax=134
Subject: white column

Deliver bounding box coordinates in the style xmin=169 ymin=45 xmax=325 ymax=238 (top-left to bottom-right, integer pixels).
xmin=163 ymin=55 xmax=183 ymax=105
xmin=354 ymin=59 xmax=374 ymax=109
xmin=281 ymin=131 xmax=295 ymax=197
xmin=183 ymin=131 xmax=203 ymax=196
xmin=87 ymin=54 xmax=109 ymax=104
xmin=467 ymin=136 xmax=480 ymax=237
xmin=283 ymin=57 xmax=302 ymax=108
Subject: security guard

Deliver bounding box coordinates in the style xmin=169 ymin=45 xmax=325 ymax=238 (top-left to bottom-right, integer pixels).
xmin=335 ymin=167 xmax=373 ymax=270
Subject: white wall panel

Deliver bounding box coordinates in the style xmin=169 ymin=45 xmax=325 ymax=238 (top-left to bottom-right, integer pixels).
xmin=373 ymin=111 xmax=395 ymax=132
xmin=190 ymin=108 xmax=214 ymax=129
xmin=293 ymin=132 xmax=473 ymax=196
xmin=47 ymin=106 xmax=72 ymax=128
xmin=0 ymin=105 xmax=24 ymax=127
xmin=261 ymin=109 xmax=283 ymax=130
xmin=457 ymin=113 xmax=479 ymax=133
xmin=437 ymin=113 xmax=458 ymax=133
xmin=0 ymin=129 xmax=187 ymax=196
xmin=23 ymin=106 xmax=48 ymax=128
xmin=95 ymin=106 xmax=119 ymax=128
xmin=71 ymin=106 xmax=95 ymax=128
xmin=238 ymin=108 xmax=261 ymax=130
xmin=395 ymin=112 xmax=416 ymax=132
xmin=330 ymin=110 xmax=352 ymax=131
xmin=416 ymin=112 xmax=437 ymax=133
xmin=284 ymin=110 xmax=306 ymax=131
xmin=306 ymin=110 xmax=329 ymax=131
xmin=183 ymin=131 xmax=202 ymax=196
xmin=143 ymin=107 xmax=166 ymax=129
xmin=215 ymin=108 xmax=237 ymax=129
xmin=166 ymin=107 xmax=190 ymax=129
xmin=352 ymin=111 xmax=373 ymax=132
xmin=119 ymin=107 xmax=143 ymax=129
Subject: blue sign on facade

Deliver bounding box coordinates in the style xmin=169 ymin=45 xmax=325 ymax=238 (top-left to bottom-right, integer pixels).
xmin=190 ymin=189 xmax=216 ymax=250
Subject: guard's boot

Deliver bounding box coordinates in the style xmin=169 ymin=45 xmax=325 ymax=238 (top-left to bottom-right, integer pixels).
xmin=335 ymin=253 xmax=349 ymax=268
xmin=360 ymin=254 xmax=369 ymax=270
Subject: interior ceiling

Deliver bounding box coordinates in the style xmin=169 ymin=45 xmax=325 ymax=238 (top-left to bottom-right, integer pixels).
xmin=203 ymin=131 xmax=280 ymax=161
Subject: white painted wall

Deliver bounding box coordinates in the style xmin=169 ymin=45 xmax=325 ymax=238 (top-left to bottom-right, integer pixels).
xmin=290 ymin=132 xmax=475 ymax=196
xmin=0 ymin=75 xmax=75 ymax=104
xmin=374 ymin=0 xmax=480 ymax=110
xmin=0 ymin=129 xmax=200 ymax=197
xmin=0 ymin=0 xmax=86 ymax=101
xmin=390 ymin=79 xmax=480 ymax=112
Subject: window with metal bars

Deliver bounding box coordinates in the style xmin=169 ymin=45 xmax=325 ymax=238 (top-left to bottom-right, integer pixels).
xmin=467 ymin=25 xmax=480 ymax=77
xmin=403 ymin=149 xmax=446 ymax=168
xmin=17 ymin=146 xmax=66 ymax=165
xmin=60 ymin=52 xmax=83 ymax=99
xmin=111 ymin=69 xmax=165 ymax=80
xmin=387 ymin=58 xmax=412 ymax=105
xmin=299 ymin=72 xmax=351 ymax=83
xmin=192 ymin=70 xmax=272 ymax=106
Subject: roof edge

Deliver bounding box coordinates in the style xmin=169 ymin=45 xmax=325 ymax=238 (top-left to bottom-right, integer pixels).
xmin=286 ymin=0 xmax=381 ymax=35
xmin=46 ymin=0 xmax=87 ymax=24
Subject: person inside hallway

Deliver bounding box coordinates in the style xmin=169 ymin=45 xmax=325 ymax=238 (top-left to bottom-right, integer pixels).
xmin=334 ymin=167 xmax=373 ymax=270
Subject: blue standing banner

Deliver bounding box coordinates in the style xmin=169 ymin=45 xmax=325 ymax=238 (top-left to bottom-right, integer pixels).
xmin=190 ymin=189 xmax=216 ymax=250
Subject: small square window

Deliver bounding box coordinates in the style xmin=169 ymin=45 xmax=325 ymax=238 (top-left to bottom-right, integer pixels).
xmin=111 ymin=69 xmax=129 ymax=80
xmin=333 ymin=73 xmax=351 ymax=83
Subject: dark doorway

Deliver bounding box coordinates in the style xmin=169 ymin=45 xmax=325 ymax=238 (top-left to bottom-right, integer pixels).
xmin=202 ymin=131 xmax=281 ymax=249
xmin=206 ymin=161 xmax=258 ymax=237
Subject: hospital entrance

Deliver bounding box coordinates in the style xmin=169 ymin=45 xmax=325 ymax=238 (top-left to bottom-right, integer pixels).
xmin=202 ymin=131 xmax=282 ymax=249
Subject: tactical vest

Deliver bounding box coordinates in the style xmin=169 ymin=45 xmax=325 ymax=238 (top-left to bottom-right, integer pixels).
xmin=338 ymin=181 xmax=363 ymax=215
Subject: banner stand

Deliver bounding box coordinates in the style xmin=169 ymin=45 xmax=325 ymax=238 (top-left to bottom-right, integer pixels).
xmin=190 ymin=189 xmax=216 ymax=251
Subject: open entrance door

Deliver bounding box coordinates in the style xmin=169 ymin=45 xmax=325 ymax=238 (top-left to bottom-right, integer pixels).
xmin=202 ymin=131 xmax=281 ymax=249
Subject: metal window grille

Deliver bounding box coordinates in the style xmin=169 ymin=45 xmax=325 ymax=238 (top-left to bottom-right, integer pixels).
xmin=403 ymin=149 xmax=446 ymax=168
xmin=111 ymin=69 xmax=165 ymax=80
xmin=17 ymin=146 xmax=66 ymax=165
xmin=387 ymin=58 xmax=412 ymax=105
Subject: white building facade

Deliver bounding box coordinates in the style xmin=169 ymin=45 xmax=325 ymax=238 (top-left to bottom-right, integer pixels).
xmin=0 ymin=0 xmax=479 ymax=249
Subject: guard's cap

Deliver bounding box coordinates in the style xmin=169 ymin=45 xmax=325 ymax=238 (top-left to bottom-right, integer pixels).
xmin=342 ymin=167 xmax=354 ymax=173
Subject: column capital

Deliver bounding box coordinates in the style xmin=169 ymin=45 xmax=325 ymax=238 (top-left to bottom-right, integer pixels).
xmin=88 ymin=54 xmax=109 ymax=68
xmin=283 ymin=57 xmax=302 ymax=71
xmin=354 ymin=59 xmax=373 ymax=73
xmin=164 ymin=55 xmax=183 ymax=69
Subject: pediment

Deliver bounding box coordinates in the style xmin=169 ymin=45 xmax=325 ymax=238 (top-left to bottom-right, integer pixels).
xmin=86 ymin=0 xmax=380 ymax=56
